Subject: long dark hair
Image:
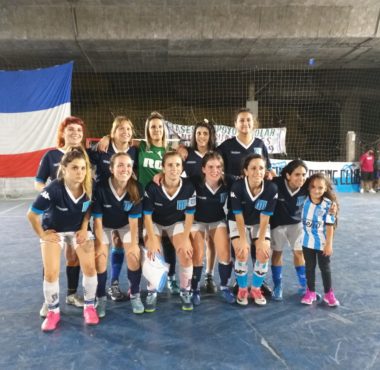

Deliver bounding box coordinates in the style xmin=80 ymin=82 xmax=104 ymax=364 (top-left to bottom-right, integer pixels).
xmin=281 ymin=159 xmax=308 ymax=179
xmin=241 ymin=153 xmax=265 ymax=176
xmin=190 ymin=120 xmax=216 ymax=152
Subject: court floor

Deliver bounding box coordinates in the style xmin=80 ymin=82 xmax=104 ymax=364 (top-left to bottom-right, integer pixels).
xmin=0 ymin=193 xmax=379 ymax=370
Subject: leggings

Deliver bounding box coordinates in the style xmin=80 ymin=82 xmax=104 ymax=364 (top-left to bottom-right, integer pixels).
xmin=302 ymin=247 xmax=332 ymax=293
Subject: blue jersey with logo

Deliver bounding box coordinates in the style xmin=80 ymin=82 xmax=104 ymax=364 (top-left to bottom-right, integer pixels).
xmin=270 ymin=177 xmax=308 ymax=229
xmin=30 ymin=179 xmax=91 ymax=232
xmin=301 ymin=197 xmax=335 ymax=251
xmin=89 ymin=142 xmax=138 ymax=183
xmin=229 ymin=178 xmax=278 ymax=226
xmin=190 ymin=175 xmax=232 ymax=223
xmin=35 ymin=149 xmax=65 ymax=183
xmin=217 ymin=136 xmax=272 ymax=176
xmin=92 ymin=178 xmax=143 ymax=229
xmin=143 ymin=178 xmax=196 ymax=226
xmin=184 ymin=149 xmax=203 ymax=178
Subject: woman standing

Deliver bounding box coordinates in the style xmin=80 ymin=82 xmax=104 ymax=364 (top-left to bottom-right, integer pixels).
xmin=28 ymin=149 xmax=99 ymax=332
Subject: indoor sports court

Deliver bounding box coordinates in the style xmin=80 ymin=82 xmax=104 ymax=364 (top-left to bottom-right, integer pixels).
xmin=0 ymin=193 xmax=379 ymax=369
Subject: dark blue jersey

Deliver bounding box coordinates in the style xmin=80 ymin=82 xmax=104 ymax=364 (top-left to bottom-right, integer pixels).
xmin=35 ymin=149 xmax=65 ymax=183
xmin=92 ymin=178 xmax=143 ymax=229
xmin=143 ymin=178 xmax=196 ymax=226
xmin=229 ymin=178 xmax=278 ymax=226
xmin=190 ymin=175 xmax=233 ymax=223
xmin=89 ymin=143 xmax=138 ymax=183
xmin=217 ymin=136 xmax=272 ymax=176
xmin=30 ymin=179 xmax=91 ymax=232
xmin=184 ymin=149 xmax=203 ymax=178
xmin=270 ymin=177 xmax=307 ymax=229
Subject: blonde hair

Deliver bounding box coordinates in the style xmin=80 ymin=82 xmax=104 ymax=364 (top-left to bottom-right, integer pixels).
xmin=110 ymin=116 xmax=134 ymax=145
xmin=144 ymin=111 xmax=168 ymax=149
xmin=57 ymin=147 xmax=92 ymax=199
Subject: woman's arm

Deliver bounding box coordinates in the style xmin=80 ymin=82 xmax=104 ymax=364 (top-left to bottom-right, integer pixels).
xmin=27 ymin=210 xmax=60 ymax=243
xmin=255 ymin=214 xmax=271 ymax=261
xmin=144 ymin=214 xmax=161 ymax=260
xmin=323 ymin=225 xmax=334 ymax=256
xmin=234 ymin=213 xmax=250 ymax=260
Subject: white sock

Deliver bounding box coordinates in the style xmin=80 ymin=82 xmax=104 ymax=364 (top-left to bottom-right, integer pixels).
xmin=179 ymin=265 xmax=193 ymax=291
xmin=83 ymin=274 xmax=97 ymax=306
xmin=43 ymin=280 xmax=60 ymax=312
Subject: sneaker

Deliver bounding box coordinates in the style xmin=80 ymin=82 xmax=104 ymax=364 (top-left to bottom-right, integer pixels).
xmin=272 ymin=284 xmax=283 ymax=301
xmin=232 ymin=281 xmax=239 ymax=295
xmin=359 ymin=188 xmax=364 ymax=194
xmin=83 ymin=306 xmax=99 ymax=325
xmin=145 ymin=291 xmax=157 ymax=313
xmin=180 ymin=290 xmax=194 ymax=311
xmin=204 ymin=274 xmax=218 ymax=294
xmin=236 ymin=287 xmax=249 ymax=306
xmin=108 ymin=281 xmax=127 ymax=302
xmin=369 ymin=189 xmax=376 ymax=194
xmin=66 ymin=294 xmax=84 ymax=307
xmin=251 ymin=287 xmax=267 ymax=306
xmin=301 ymin=288 xmax=317 ymax=305
xmin=323 ymin=289 xmax=340 ymax=307
xmin=96 ymin=296 xmax=107 ymax=318
xmin=41 ymin=311 xmax=60 ymax=332
xmin=220 ymin=288 xmax=235 ymax=304
xmin=261 ymin=281 xmax=273 ymax=298
xmin=298 ymin=286 xmax=307 ymax=296
xmin=131 ymin=294 xmax=145 ymax=314
xmin=167 ymin=279 xmax=180 ymax=295
xmin=39 ymin=302 xmax=48 ymax=318
xmin=191 ymin=290 xmax=201 ymax=306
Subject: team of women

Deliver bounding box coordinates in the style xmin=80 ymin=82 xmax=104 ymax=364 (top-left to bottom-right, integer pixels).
xmin=27 ymin=109 xmax=340 ymax=332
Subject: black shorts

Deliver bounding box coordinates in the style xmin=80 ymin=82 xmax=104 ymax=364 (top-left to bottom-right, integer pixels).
xmin=361 ymin=171 xmax=374 ymax=181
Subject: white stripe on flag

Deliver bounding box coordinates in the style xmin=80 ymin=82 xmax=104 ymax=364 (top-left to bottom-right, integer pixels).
xmin=0 ymin=103 xmax=70 ymax=154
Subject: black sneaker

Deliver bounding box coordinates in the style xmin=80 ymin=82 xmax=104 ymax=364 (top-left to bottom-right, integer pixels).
xmin=204 ymin=274 xmax=217 ymax=294
xmin=107 ymin=281 xmax=128 ymax=302
xmin=180 ymin=290 xmax=194 ymax=311
xmin=261 ymin=281 xmax=273 ymax=298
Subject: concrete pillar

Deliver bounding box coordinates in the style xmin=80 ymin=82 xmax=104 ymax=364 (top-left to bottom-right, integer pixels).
xmin=246 ymin=82 xmax=258 ymax=120
xmin=340 ymin=96 xmax=360 ymax=160
xmin=346 ymin=131 xmax=356 ymax=162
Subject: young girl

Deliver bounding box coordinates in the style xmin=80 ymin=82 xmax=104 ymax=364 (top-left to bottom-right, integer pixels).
xmin=189 ymin=151 xmax=235 ymax=305
xmin=27 ymin=149 xmax=99 ymax=332
xmin=90 ymin=116 xmax=138 ymax=301
xmin=229 ymin=154 xmax=278 ymax=306
xmin=92 ymin=153 xmax=144 ymax=317
xmin=143 ymin=151 xmax=196 ymax=312
xmin=34 ymin=116 xmax=89 ymax=317
xmin=300 ymin=173 xmax=340 ymax=307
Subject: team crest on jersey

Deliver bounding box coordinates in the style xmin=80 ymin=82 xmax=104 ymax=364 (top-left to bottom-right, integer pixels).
xmin=220 ymin=192 xmax=228 ymax=204
xmin=123 ymin=201 xmax=133 ymax=212
xmin=255 ymin=199 xmax=267 ymax=210
xmin=296 ymin=196 xmax=306 ymax=207
xmin=188 ymin=193 xmax=196 ymax=207
xmin=254 ymin=148 xmax=263 ymax=155
xmin=176 ymin=199 xmax=188 ymax=210
xmin=82 ymin=200 xmax=91 ymax=212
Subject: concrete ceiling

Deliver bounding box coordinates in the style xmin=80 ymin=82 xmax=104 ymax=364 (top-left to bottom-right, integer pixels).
xmin=1 ymin=0 xmax=380 ymax=72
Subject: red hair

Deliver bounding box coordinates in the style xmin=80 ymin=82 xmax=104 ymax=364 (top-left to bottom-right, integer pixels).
xmin=56 ymin=116 xmax=86 ymax=148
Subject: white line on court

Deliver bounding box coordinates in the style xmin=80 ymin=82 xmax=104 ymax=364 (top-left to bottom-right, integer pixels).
xmin=0 ymin=202 xmax=26 ymax=215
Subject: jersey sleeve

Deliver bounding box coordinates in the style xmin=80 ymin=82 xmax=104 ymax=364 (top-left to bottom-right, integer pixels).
xmin=35 ymin=151 xmax=51 ymax=183
xmin=324 ymin=201 xmax=335 ymax=225
xmin=185 ymin=185 xmax=197 ymax=215
xmin=30 ymin=184 xmax=55 ymax=214
xmin=143 ymin=182 xmax=155 ymax=215
xmin=230 ymin=181 xmax=243 ymax=215
xmin=261 ymin=182 xmax=278 ymax=216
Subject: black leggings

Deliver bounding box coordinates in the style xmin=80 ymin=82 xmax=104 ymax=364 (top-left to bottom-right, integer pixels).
xmin=302 ymin=247 xmax=332 ymax=293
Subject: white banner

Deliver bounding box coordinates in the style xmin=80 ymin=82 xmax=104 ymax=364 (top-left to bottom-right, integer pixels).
xmin=166 ymin=121 xmax=287 ymax=154
xmin=271 ymin=159 xmax=360 ymax=193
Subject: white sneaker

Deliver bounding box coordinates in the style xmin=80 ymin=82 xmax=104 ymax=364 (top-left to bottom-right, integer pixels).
xmin=66 ymin=294 xmax=84 ymax=307
xmin=369 ymin=189 xmax=376 ymax=194
xmin=359 ymin=188 xmax=364 ymax=193
xmin=39 ymin=302 xmax=48 ymax=317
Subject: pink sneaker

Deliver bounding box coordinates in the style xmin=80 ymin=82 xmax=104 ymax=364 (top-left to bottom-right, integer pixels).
xmin=301 ymin=288 xmax=317 ymax=305
xmin=250 ymin=287 xmax=267 ymax=306
xmin=83 ymin=306 xmax=99 ymax=325
xmin=323 ymin=289 xmax=340 ymax=307
xmin=41 ymin=311 xmax=60 ymax=332
xmin=236 ymin=288 xmax=249 ymax=306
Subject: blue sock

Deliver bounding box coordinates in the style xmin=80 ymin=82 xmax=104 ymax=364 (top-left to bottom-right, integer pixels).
xmin=252 ymin=261 xmax=268 ymax=288
xmin=128 ymin=268 xmax=142 ymax=295
xmin=96 ymin=271 xmax=107 ymax=297
xmin=271 ymin=265 xmax=282 ymax=287
xmin=111 ymin=247 xmax=124 ymax=284
xmin=295 ymin=265 xmax=306 ymax=288
xmin=218 ymin=262 xmax=232 ymax=287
